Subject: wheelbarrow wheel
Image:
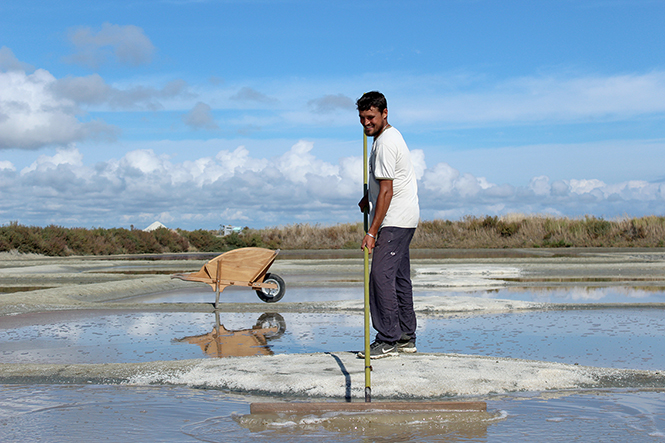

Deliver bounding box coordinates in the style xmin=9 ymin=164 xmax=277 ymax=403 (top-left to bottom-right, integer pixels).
xmin=256 ymin=273 xmax=286 ymax=303
xmin=254 ymin=312 xmax=286 ymax=338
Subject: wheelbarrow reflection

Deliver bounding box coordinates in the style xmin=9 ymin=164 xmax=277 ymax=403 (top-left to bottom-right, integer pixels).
xmin=174 ymin=312 xmax=287 ymax=358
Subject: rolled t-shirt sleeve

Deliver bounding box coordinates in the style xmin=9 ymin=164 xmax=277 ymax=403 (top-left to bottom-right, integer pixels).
xmin=373 ymin=142 xmax=397 ymax=180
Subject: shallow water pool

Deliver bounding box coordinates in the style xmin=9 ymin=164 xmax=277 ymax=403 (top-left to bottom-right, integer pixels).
xmin=2 ymin=285 xmax=665 ymax=442
xmin=2 ymin=307 xmax=665 ymax=370
xmin=1 ymin=385 xmax=663 ymax=442
xmin=120 ymin=283 xmax=665 ymax=305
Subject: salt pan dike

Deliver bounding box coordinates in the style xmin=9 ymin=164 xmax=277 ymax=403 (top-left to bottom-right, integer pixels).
xmin=2 ymin=351 xmax=664 ymax=399
xmin=2 ymin=249 xmax=665 ymax=399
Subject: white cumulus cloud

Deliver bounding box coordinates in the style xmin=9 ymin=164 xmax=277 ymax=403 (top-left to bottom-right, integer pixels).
xmin=3 ymin=142 xmax=665 ymax=229
xmin=0 ymin=69 xmax=118 ymax=150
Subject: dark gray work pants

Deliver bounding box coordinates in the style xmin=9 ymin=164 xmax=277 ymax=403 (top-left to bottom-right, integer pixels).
xmin=369 ymin=226 xmax=417 ymax=343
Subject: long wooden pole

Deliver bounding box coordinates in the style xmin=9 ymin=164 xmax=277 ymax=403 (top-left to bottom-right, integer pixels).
xmin=363 ymin=131 xmax=371 ymax=403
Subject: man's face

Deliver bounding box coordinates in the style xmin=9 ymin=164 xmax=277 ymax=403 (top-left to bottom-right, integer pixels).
xmin=359 ymin=106 xmax=388 ymax=137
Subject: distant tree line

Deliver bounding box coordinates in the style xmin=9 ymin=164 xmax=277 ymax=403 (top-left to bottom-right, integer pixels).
xmin=0 ymin=222 xmax=266 ymax=256
xmin=1 ymin=215 xmax=664 ymax=256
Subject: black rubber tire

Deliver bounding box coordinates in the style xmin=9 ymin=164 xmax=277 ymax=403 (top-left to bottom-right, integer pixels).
xmin=255 ymin=273 xmax=286 ymax=303
xmin=254 ymin=312 xmax=286 ymax=338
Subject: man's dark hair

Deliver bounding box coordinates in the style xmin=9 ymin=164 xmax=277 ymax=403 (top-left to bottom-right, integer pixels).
xmin=356 ymin=91 xmax=387 ymax=112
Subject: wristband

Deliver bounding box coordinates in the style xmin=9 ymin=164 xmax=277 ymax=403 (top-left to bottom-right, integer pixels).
xmin=366 ymin=233 xmax=375 ymax=239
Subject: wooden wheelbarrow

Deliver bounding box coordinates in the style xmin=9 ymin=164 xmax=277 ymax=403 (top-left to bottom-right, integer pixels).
xmin=172 ymin=247 xmax=286 ymax=308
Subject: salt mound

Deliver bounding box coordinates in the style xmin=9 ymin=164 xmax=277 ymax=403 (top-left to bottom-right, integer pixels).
xmin=125 ymin=352 xmax=660 ymax=398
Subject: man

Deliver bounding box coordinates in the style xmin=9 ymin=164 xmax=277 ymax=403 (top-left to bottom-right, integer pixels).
xmin=356 ymin=91 xmax=420 ymax=359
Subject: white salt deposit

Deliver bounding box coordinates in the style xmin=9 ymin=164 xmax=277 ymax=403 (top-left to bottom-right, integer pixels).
xmin=413 ymin=265 xmax=521 ymax=288
xmin=122 ymin=352 xmax=652 ymax=399
xmin=328 ymin=296 xmax=544 ymax=315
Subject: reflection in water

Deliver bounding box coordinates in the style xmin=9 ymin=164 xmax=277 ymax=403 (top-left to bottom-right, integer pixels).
xmin=174 ymin=312 xmax=286 ymax=358
xmin=3 ymin=385 xmax=663 ymax=443
xmin=416 ymin=286 xmax=665 ymax=304
xmin=231 ymin=410 xmax=498 ymax=441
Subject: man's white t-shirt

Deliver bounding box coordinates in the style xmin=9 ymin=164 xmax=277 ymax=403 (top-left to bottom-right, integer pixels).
xmin=368 ymin=126 xmax=420 ymax=229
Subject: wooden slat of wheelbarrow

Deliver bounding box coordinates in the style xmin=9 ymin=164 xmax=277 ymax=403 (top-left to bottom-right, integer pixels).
xmin=204 ymin=247 xmax=278 ymax=285
xmin=214 ymin=279 xmax=278 ymax=289
xmin=172 ymin=248 xmax=279 ymax=290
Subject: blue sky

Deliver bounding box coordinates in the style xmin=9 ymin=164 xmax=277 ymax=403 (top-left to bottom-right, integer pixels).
xmin=2 ymin=0 xmax=665 ymax=230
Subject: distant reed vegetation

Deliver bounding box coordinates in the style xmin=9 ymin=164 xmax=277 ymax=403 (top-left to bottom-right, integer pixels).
xmin=1 ymin=215 xmax=665 ymax=256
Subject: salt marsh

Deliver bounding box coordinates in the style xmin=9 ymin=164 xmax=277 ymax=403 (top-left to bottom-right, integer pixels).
xmin=1 ymin=248 xmax=665 ymax=441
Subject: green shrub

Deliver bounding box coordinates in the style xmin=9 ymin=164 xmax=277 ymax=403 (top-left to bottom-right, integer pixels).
xmin=4 ymin=215 xmax=665 ymax=256
xmin=583 ymin=216 xmax=612 ymax=239
xmin=497 ymin=220 xmax=520 ymax=237
xmin=153 ymin=227 xmax=189 ymax=252
xmin=185 ymin=229 xmax=226 ymax=252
